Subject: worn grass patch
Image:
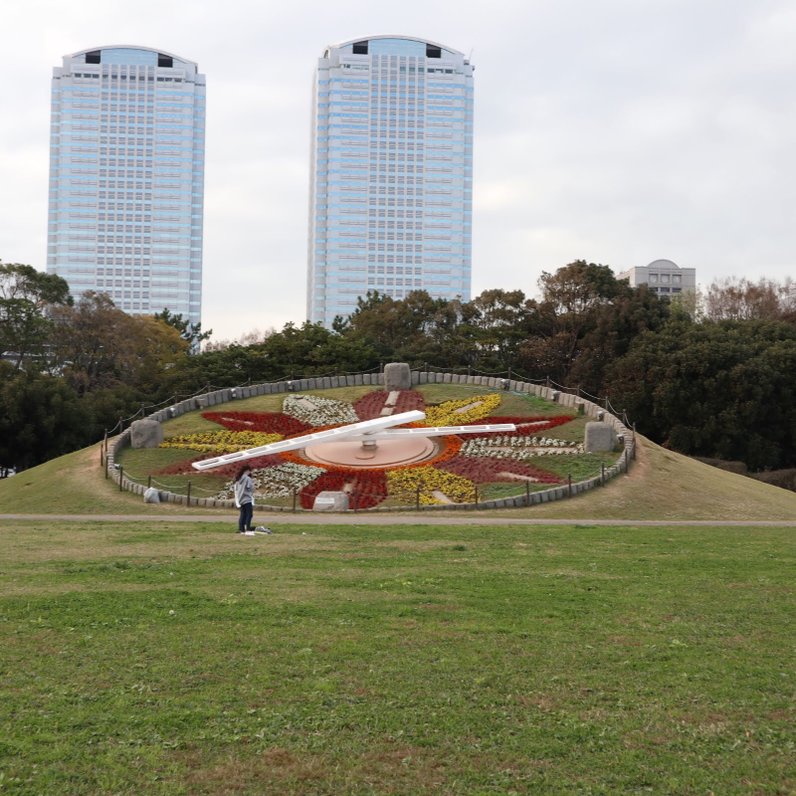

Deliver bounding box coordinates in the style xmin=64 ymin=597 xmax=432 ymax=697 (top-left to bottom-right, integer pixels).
xmin=0 ymin=520 xmax=793 ymax=794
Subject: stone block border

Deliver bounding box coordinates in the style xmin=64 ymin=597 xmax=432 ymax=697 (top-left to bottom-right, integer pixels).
xmin=105 ymin=372 xmax=635 ymax=512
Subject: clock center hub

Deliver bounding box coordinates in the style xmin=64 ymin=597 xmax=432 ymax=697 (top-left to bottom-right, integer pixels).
xmin=303 ymin=436 xmax=438 ymax=468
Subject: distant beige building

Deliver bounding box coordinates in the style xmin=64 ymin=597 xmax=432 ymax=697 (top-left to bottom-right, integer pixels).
xmin=617 ymin=259 xmax=696 ymax=297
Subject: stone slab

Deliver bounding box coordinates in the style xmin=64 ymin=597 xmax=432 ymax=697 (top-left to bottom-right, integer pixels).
xmin=585 ymin=421 xmax=617 ymax=453
xmin=384 ymin=362 xmax=411 ymax=390
xmin=313 ymin=491 xmax=349 ymax=512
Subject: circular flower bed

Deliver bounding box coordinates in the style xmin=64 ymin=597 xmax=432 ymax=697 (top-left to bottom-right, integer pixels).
xmin=158 ymin=390 xmax=579 ymax=508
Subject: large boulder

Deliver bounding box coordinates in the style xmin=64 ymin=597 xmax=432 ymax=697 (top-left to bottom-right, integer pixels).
xmin=130 ymin=418 xmax=164 ymax=449
xmin=384 ymin=362 xmax=411 ymax=391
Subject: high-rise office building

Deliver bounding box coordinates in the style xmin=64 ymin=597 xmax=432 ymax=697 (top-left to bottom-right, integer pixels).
xmin=47 ymin=46 xmax=206 ymax=325
xmin=307 ymin=36 xmax=474 ymax=327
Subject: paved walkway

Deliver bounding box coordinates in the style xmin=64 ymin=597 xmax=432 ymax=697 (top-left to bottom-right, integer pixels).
xmin=2 ymin=513 xmax=794 ymax=527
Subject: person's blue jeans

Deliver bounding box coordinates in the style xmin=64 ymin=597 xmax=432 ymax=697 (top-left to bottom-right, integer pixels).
xmin=238 ymin=501 xmax=253 ymax=532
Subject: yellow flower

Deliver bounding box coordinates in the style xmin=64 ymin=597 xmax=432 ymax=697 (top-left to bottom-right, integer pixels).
xmin=160 ymin=431 xmax=282 ymax=453
xmin=387 ymin=466 xmax=475 ymax=505
xmin=424 ymin=393 xmax=502 ymax=427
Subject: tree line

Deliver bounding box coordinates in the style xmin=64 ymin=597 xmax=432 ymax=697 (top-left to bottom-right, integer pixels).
xmin=1 ymin=259 xmax=794 ymax=475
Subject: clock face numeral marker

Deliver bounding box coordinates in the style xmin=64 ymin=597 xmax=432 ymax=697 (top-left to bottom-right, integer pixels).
xmin=348 ymin=424 xmax=517 ymax=440
xmin=190 ymin=409 xmax=516 ymax=472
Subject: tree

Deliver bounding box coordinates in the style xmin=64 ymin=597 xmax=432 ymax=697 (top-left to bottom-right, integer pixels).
xmin=514 ymin=261 xmax=669 ymax=391
xmin=0 ymin=362 xmax=89 ymax=472
xmin=605 ymin=318 xmax=796 ymax=470
xmin=258 ymin=321 xmax=377 ymax=378
xmin=344 ymin=291 xmax=419 ymax=358
xmin=0 ymin=261 xmax=71 ymax=369
xmin=538 ymin=260 xmax=621 ymax=315
xmin=49 ymin=292 xmax=188 ymax=396
xmin=564 ymin=284 xmax=670 ymax=393
xmin=702 ymin=277 xmax=795 ymax=323
xmin=204 ymin=327 xmax=273 ymax=351
xmin=153 ymin=308 xmax=212 ymax=351
xmin=166 ymin=320 xmax=379 ymax=394
xmin=465 ymin=289 xmax=540 ymax=368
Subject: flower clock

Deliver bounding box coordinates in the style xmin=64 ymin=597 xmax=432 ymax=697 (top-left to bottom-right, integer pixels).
xmin=158 ymin=390 xmax=580 ymax=509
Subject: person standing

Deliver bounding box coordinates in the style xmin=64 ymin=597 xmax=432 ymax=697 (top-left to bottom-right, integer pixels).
xmin=233 ymin=465 xmax=255 ymax=533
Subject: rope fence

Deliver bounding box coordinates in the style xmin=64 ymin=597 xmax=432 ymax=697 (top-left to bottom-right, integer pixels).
xmin=105 ymin=366 xmax=384 ymax=436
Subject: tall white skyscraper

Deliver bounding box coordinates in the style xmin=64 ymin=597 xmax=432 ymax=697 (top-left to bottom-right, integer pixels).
xmin=47 ymin=46 xmax=206 ymax=325
xmin=307 ymin=36 xmax=474 ymax=327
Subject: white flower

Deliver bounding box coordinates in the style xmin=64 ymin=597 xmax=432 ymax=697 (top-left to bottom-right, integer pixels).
xmin=283 ymin=394 xmax=359 ymax=426
xmin=254 ymin=463 xmax=325 ymax=497
xmin=215 ymin=462 xmax=324 ymax=500
xmin=461 ymin=436 xmax=583 ymax=460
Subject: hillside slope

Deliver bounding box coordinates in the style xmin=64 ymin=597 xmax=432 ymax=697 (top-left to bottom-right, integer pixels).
xmin=501 ymin=434 xmax=796 ymax=521
xmin=1 ymin=435 xmax=794 ymax=520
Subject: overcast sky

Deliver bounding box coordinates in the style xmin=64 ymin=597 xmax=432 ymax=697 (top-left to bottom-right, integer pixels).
xmin=2 ymin=0 xmax=794 ymax=341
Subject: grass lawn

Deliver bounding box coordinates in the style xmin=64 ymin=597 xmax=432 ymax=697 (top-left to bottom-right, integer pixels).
xmin=0 ymin=520 xmax=793 ymax=794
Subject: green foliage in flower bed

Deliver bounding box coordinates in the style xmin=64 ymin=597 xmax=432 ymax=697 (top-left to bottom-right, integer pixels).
xmin=531 ymin=451 xmax=620 ymax=481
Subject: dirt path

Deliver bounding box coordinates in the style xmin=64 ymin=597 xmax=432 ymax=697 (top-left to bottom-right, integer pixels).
xmin=1 ymin=513 xmax=793 ymax=527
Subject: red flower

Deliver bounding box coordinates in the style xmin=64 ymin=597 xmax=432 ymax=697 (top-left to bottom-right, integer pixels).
xmin=157 ymin=453 xmax=282 ymax=477
xmin=353 ymin=390 xmax=425 ymax=420
xmin=438 ymin=455 xmax=562 ymax=484
xmin=201 ymin=411 xmax=310 ymax=437
xmin=458 ymin=415 xmax=574 ymax=438
xmin=299 ymin=468 xmax=388 ymax=510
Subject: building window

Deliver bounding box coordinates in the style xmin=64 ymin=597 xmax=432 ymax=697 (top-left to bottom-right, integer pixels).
xmin=353 ymin=41 xmax=368 ymax=55
xmin=85 ymin=51 xmax=101 ymax=64
xmin=426 ymin=45 xmax=442 ymax=58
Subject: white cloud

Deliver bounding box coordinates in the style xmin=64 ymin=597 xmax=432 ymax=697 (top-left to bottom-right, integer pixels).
xmin=1 ymin=0 xmax=794 ymax=340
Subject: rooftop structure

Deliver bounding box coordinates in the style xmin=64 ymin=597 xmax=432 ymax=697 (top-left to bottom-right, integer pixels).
xmin=618 ymin=259 xmax=696 ymax=296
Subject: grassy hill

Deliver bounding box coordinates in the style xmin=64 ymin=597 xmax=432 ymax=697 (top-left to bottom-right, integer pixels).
xmin=1 ymin=433 xmax=794 ymax=520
